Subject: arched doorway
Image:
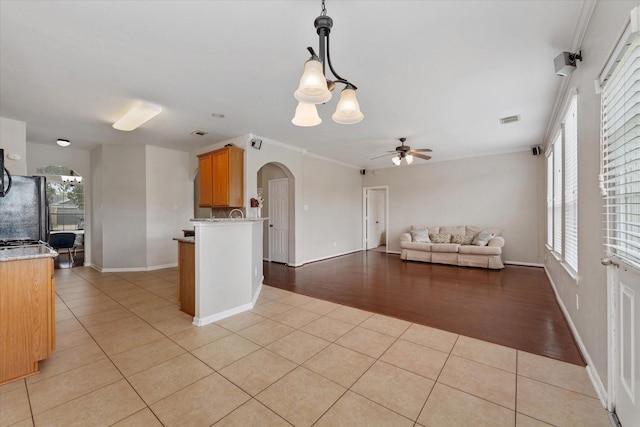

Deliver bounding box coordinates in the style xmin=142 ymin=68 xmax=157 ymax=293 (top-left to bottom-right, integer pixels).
xmin=257 ymin=162 xmax=295 ymax=264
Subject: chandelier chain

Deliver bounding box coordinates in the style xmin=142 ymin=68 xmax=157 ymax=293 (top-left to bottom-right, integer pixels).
xmin=321 ymin=0 xmax=327 ymax=16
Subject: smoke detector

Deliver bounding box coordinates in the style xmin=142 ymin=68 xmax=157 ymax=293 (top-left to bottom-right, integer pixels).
xmin=190 ymin=130 xmax=208 ymax=136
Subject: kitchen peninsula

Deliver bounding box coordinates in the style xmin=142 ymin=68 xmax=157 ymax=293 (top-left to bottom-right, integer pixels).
xmin=0 ymin=244 xmax=57 ymax=384
xmin=176 ymin=218 xmax=266 ymax=326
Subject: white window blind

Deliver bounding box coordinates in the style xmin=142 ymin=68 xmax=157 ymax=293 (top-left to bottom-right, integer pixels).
xmin=602 ymin=35 xmax=640 ymax=270
xmin=547 ymin=153 xmax=554 ymax=248
xmin=553 ymin=134 xmax=563 ymax=255
xmin=564 ymin=96 xmax=578 ymax=272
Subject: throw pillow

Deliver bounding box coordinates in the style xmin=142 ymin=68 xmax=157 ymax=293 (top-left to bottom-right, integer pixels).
xmin=429 ymin=233 xmax=451 ymax=244
xmin=411 ymin=229 xmax=431 ymax=243
xmin=472 ymin=231 xmax=495 ymax=246
xmin=451 ymin=234 xmax=473 ymax=245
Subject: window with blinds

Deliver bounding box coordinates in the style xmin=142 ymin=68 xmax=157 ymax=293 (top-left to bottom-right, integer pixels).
xmin=545 ymin=94 xmax=578 ymax=275
xmin=547 ymin=154 xmax=554 ymax=248
xmin=601 ymin=35 xmax=640 ymax=270
xmin=553 ymin=134 xmax=563 ymax=255
xmin=564 ymin=97 xmax=578 ymax=272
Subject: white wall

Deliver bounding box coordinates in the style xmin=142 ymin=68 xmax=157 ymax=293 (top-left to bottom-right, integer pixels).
xmin=0 ymin=117 xmax=27 ymax=175
xmin=90 ymin=146 xmax=103 ymax=268
xmin=93 ymin=144 xmax=147 ymax=270
xmin=363 ymin=150 xmax=542 ymax=264
xmin=26 ymin=142 xmax=92 ymax=265
xmin=299 ymin=155 xmax=363 ymax=263
xmin=543 ymin=0 xmax=638 ymax=395
xmin=145 ymin=145 xmax=192 ymax=269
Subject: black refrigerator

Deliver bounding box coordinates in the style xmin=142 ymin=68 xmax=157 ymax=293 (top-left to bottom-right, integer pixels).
xmin=0 ymin=168 xmax=49 ymax=243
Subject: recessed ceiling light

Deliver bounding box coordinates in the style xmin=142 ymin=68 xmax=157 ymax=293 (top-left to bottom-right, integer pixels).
xmin=57 ymin=139 xmax=70 ymax=147
xmin=211 ymin=113 xmax=225 ymax=119
xmin=499 ymin=115 xmax=521 ymax=124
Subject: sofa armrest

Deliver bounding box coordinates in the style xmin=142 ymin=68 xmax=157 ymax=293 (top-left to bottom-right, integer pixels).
xmin=400 ymin=233 xmax=412 ymax=243
xmin=488 ymin=236 xmax=505 ymax=248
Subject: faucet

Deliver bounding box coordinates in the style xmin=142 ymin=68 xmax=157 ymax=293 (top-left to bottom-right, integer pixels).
xmin=228 ymin=208 xmax=244 ymax=219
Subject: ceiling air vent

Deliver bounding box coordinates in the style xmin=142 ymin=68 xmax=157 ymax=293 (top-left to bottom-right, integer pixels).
xmin=499 ymin=115 xmax=520 ymax=124
xmin=190 ymin=129 xmax=208 ymax=136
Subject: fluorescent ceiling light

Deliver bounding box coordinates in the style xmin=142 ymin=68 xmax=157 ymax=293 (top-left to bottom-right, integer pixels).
xmin=113 ymin=102 xmax=162 ymax=131
xmin=56 ymin=139 xmax=70 ymax=147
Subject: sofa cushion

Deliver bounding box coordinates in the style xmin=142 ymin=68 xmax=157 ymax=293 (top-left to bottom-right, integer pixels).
xmin=430 ymin=243 xmax=459 ymax=253
xmin=440 ymin=225 xmax=465 ymax=236
xmin=430 ymin=233 xmax=451 ymax=244
xmin=466 ymin=225 xmax=502 ymax=237
xmin=411 ymin=229 xmax=431 ymax=243
xmin=459 ymin=245 xmax=501 ymax=255
xmin=451 ymin=234 xmax=473 ymax=245
xmin=472 ymin=231 xmax=495 ymax=246
xmin=400 ymin=241 xmax=432 ymax=251
xmin=411 ymin=225 xmax=440 ymax=234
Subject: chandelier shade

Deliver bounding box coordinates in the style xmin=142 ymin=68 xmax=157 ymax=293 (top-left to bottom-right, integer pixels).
xmin=294 ymin=59 xmax=332 ymax=104
xmin=332 ymin=86 xmax=364 ymax=124
xmin=291 ymin=102 xmax=322 ymax=127
xmin=392 ymin=155 xmax=402 ymax=166
xmin=405 ymin=154 xmax=414 ymax=165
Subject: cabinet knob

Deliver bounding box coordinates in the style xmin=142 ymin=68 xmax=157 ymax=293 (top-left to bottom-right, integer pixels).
xmin=269 ymin=224 xmax=274 ymax=227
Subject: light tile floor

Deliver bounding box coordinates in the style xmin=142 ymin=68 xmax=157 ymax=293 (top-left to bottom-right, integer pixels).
xmin=1 ymin=267 xmax=611 ymax=427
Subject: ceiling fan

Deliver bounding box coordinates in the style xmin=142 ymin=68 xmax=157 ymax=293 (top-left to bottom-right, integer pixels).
xmin=372 ymin=138 xmax=432 ymax=165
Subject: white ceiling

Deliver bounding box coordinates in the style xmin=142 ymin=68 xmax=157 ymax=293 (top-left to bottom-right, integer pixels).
xmin=0 ymin=0 xmax=586 ymax=169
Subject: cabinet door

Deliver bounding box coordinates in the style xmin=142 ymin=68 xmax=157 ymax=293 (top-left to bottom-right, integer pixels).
xmin=227 ymin=147 xmax=244 ymax=207
xmin=212 ymin=149 xmax=230 ymax=206
xmin=198 ymin=154 xmax=213 ymax=207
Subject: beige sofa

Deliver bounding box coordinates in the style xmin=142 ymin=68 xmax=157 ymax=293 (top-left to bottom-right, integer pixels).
xmin=400 ymin=225 xmax=505 ymax=269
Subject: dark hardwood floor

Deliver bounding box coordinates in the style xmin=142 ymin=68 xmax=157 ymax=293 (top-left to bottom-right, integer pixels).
xmin=263 ymin=251 xmax=585 ymax=366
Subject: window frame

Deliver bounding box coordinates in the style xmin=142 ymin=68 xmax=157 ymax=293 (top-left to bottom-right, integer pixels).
xmin=545 ymin=93 xmax=579 ymax=279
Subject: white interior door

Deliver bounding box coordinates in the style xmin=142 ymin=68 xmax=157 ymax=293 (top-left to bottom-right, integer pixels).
xmin=607 ymin=261 xmax=640 ymax=426
xmin=366 ymin=189 xmax=379 ymax=250
xmin=376 ymin=190 xmax=386 ymax=245
xmin=268 ymin=178 xmax=288 ymax=264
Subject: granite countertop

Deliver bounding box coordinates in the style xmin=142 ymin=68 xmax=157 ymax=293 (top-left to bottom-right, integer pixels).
xmin=190 ymin=218 xmax=267 ymax=222
xmin=0 ymin=244 xmax=58 ymax=262
xmin=173 ymin=236 xmax=195 ymax=244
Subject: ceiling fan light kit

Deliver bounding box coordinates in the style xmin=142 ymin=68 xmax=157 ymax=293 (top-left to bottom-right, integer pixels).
xmin=292 ymin=0 xmax=363 ymax=127
xmin=372 ymin=137 xmax=432 ymax=166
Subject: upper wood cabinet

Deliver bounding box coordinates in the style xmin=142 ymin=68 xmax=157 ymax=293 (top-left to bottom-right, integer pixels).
xmin=197 ymin=145 xmax=244 ymax=208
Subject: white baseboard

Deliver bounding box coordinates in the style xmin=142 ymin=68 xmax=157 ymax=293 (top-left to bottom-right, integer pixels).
xmin=93 ymin=263 xmax=177 ymax=273
xmin=505 ymin=260 xmax=544 ymax=267
xmin=543 ymin=266 xmax=608 ymax=407
xmin=289 ymin=248 xmax=363 ymax=267
xmin=192 ymin=282 xmax=263 ymax=326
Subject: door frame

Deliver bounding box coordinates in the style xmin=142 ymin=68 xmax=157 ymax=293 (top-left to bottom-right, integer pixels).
xmin=362 ymin=186 xmax=389 ymax=252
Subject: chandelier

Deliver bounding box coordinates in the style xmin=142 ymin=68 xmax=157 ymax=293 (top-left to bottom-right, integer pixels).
xmin=292 ymin=0 xmax=363 ymax=127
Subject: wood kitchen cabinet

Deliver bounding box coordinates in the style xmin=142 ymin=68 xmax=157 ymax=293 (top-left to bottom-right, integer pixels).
xmin=197 ymin=145 xmax=244 ymax=208
xmin=177 ymin=240 xmax=195 ymax=316
xmin=0 ymin=257 xmax=55 ymax=384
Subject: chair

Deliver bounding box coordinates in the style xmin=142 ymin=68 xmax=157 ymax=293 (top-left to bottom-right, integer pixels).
xmin=49 ymin=232 xmax=76 ymax=267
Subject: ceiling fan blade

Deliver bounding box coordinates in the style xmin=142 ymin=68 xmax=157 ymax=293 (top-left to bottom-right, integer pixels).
xmin=412 ymin=153 xmax=432 ymax=161
xmin=411 ymin=148 xmax=433 ymax=152
xmin=371 ymin=153 xmax=398 ymax=160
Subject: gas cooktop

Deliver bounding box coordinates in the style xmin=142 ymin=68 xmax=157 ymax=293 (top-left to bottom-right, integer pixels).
xmin=0 ymin=239 xmax=47 ymax=248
